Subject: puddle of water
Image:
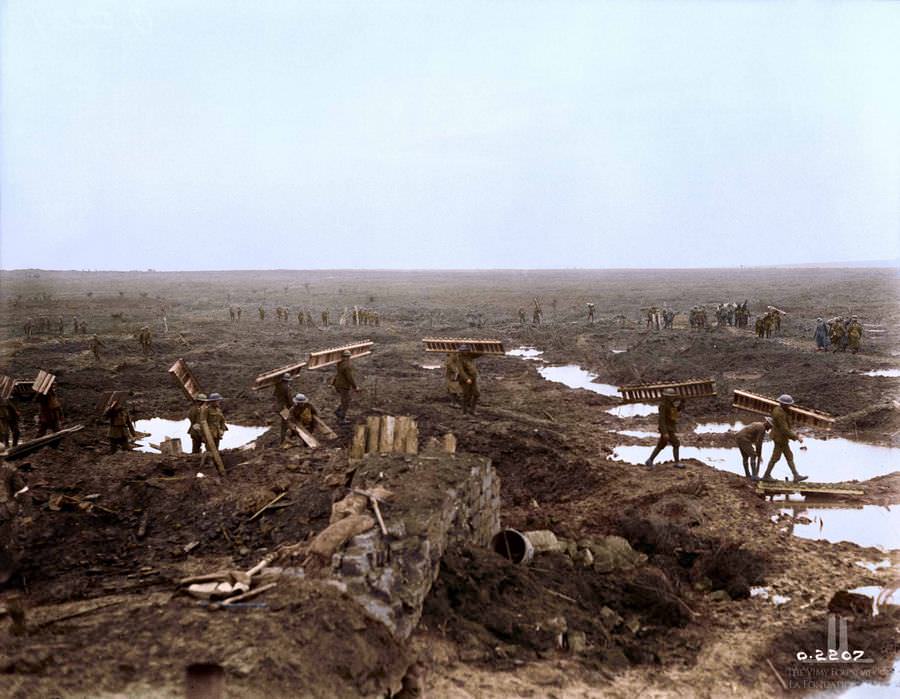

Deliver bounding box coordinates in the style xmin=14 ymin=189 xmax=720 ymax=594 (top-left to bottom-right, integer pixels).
xmin=507 ymin=346 xmax=544 ymax=360
xmin=863 ymin=369 xmax=900 ymax=378
xmin=855 ymin=560 xmax=893 ymax=572
xmin=606 ymin=403 xmax=658 ymax=418
xmin=781 ymin=505 xmax=899 ymax=551
xmin=838 ymin=657 xmax=900 ymax=697
xmin=611 ymin=437 xmax=900 ymax=482
xmin=134 ymin=418 xmax=268 ymax=453
xmin=617 ymin=429 xmax=658 ymax=439
xmin=611 ymin=349 xmax=627 ymax=354
xmin=848 ymin=586 xmax=899 ymax=615
xmin=694 ymin=421 xmax=747 ymax=434
xmin=750 ymin=587 xmax=791 ymax=605
xmin=537 ymin=365 xmax=619 ymax=396
xmin=420 ymin=364 xmax=441 ymax=370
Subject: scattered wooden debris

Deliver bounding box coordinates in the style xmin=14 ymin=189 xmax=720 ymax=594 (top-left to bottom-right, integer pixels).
xmin=180 ymin=553 xmax=280 ymax=607
xmin=1 ymin=425 xmax=85 ymax=460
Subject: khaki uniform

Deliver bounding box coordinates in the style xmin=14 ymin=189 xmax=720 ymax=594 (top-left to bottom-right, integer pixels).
xmin=0 ymin=399 xmax=21 ymax=448
xmin=762 ymin=406 xmax=801 ymax=480
xmin=36 ymin=390 xmax=63 ymax=438
xmin=830 ymin=322 xmax=845 ymax=352
xmin=457 ymin=352 xmax=482 ymax=414
xmin=735 ymin=422 xmax=767 ymax=478
xmin=273 ymin=381 xmax=293 ymax=442
xmin=90 ymin=335 xmax=104 ymax=360
xmin=332 ymin=359 xmax=358 ymax=420
xmin=444 ymin=352 xmax=462 ymax=401
xmin=847 ymin=321 xmax=862 ymax=353
xmin=646 ymin=397 xmax=683 ymax=465
xmin=289 ymin=403 xmax=318 ymax=433
xmin=103 ymin=403 xmax=134 ymax=453
xmin=187 ymin=403 xmax=203 ymax=453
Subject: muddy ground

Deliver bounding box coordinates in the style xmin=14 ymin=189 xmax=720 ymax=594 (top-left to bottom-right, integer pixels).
xmin=0 ymin=268 xmax=898 ymax=697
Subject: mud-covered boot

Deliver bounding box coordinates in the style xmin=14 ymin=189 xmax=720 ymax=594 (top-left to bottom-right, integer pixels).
xmin=761 ymin=461 xmax=776 ymax=482
xmin=671 ymin=445 xmax=685 ymax=469
xmin=644 ymin=445 xmax=662 ymax=468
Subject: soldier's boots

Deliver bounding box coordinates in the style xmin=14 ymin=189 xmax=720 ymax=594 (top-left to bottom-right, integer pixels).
xmin=671 ymin=445 xmax=685 ymax=469
xmin=645 ymin=445 xmax=663 ymax=468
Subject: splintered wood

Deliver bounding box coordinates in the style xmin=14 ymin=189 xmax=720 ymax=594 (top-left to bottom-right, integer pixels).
xmin=306 ymin=341 xmax=373 ymax=370
xmin=252 ymin=361 xmax=308 ymax=391
xmin=618 ymin=378 xmax=716 ymax=403
xmin=1 ymin=425 xmax=85 ymax=460
xmin=32 ymin=370 xmax=56 ymax=396
xmin=168 ymin=359 xmax=203 ymax=400
xmin=733 ymin=390 xmax=835 ymax=429
xmin=421 ymin=338 xmax=505 ymax=354
xmin=350 ymin=415 xmax=418 ymax=460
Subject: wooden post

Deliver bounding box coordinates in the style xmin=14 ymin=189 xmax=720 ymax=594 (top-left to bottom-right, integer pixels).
xmin=393 ymin=416 xmax=411 ymax=452
xmin=443 ymin=433 xmax=457 ymax=454
xmin=404 ymin=421 xmax=419 ymax=455
xmin=350 ymin=424 xmax=367 ymax=460
xmin=379 ymin=416 xmax=396 ymax=453
xmin=365 ymin=416 xmax=381 ymax=454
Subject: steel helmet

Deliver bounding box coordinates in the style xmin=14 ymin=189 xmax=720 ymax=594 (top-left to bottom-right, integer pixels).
xmin=293 ymin=393 xmax=308 ymax=405
xmin=777 ymin=394 xmax=794 ymax=405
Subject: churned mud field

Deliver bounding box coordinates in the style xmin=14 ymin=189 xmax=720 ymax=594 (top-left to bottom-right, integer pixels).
xmin=1 ymin=268 xmax=898 ymax=698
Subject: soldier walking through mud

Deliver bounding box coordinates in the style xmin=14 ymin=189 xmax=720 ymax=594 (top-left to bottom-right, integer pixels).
xmin=138 ymin=326 xmax=152 ymax=356
xmin=90 ymin=334 xmax=105 ymax=361
xmin=229 ymin=306 xmax=237 ymax=322
xmin=79 ymin=320 xmax=87 ymax=335
xmin=258 ymin=306 xmax=265 ymax=321
xmin=72 ymin=316 xmax=80 ymax=334
xmin=847 ymin=316 xmax=863 ymax=354
xmin=829 ymin=318 xmax=846 ymax=352
xmin=586 ymin=303 xmax=595 ymax=324
xmin=205 ymin=393 xmax=228 ymax=448
xmin=456 ymin=344 xmax=483 ymax=415
xmin=444 ymin=351 xmax=462 ymax=405
xmin=760 ymin=394 xmax=807 ymax=482
xmin=645 ymin=388 xmax=684 ymax=469
xmin=23 ymin=318 xmax=33 ymax=338
xmin=0 ymin=397 xmax=21 ymax=448
xmin=321 ymin=310 xmax=329 ymax=327
xmin=187 ymin=394 xmax=207 ymax=454
xmin=734 ymin=420 xmax=771 ymax=480
xmin=103 ymin=397 xmax=135 ymax=454
xmin=814 ymin=318 xmax=830 ymax=351
xmin=273 ymin=373 xmax=294 ymax=444
xmin=36 ymin=386 xmax=64 ymax=438
xmin=57 ymin=316 xmax=65 ymax=335
xmin=518 ymin=307 xmax=526 ymax=324
xmin=332 ymin=350 xmax=360 ymax=424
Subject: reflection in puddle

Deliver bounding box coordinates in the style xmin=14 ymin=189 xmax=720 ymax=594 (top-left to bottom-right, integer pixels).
xmin=606 ymin=403 xmax=657 ymax=418
xmin=134 ymin=418 xmax=269 ymax=453
xmin=611 ymin=438 xmax=900 ymax=482
xmin=617 ymin=429 xmax=657 ymax=439
xmin=781 ymin=505 xmax=899 ymax=551
xmin=864 ymin=369 xmax=900 ymax=378
xmin=507 ymin=346 xmax=544 ymax=360
xmin=848 ymin=586 xmax=899 ymax=615
xmin=750 ymin=587 xmax=791 ymax=605
xmin=537 ymin=365 xmax=619 ymax=396
xmin=694 ymin=421 xmax=747 ymax=434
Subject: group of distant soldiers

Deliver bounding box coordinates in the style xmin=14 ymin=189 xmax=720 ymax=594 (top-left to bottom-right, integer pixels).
xmin=228 ymin=305 xmax=379 ymax=328
xmin=23 ymin=316 xmax=88 ymax=338
xmin=754 ymin=309 xmax=783 ymax=338
xmin=714 ymin=302 xmax=750 ymax=327
xmin=688 ymin=306 xmax=709 ymax=329
xmin=815 ymin=316 xmax=863 ymax=354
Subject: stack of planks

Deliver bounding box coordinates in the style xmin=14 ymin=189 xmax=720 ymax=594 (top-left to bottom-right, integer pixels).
xmin=349 ymin=415 xmax=418 ymax=460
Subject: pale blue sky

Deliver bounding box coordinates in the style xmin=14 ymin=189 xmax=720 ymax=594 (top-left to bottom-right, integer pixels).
xmin=1 ymin=1 xmax=898 ymax=270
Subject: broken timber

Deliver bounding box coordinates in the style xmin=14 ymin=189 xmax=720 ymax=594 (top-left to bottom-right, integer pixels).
xmin=618 ymin=378 xmax=716 ymax=403
xmin=422 ymin=338 xmax=505 ymax=354
xmin=279 ymin=408 xmax=319 ymax=448
xmin=350 ymin=415 xmax=418 ymax=461
xmin=32 ymin=370 xmax=56 ymax=396
xmin=733 ymin=390 xmax=835 ymax=429
xmin=251 ymin=360 xmax=308 ymax=391
xmin=755 ymin=481 xmax=864 ymax=497
xmin=168 ymin=358 xmax=203 ymax=400
xmin=306 ymin=341 xmax=373 ymax=370
xmin=1 ymin=425 xmax=85 ymax=460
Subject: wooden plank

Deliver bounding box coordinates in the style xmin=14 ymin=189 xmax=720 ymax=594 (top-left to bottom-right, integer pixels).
xmin=365 ymin=416 xmax=381 ymax=454
xmin=0 ymin=375 xmax=14 ymax=400
xmin=32 ymin=370 xmax=56 ymax=396
xmin=313 ymin=416 xmax=337 ymax=441
xmin=278 ymin=408 xmax=319 ymax=448
xmin=393 ymin=416 xmax=411 ymax=452
xmin=618 ymin=378 xmax=716 ymax=403
xmin=307 ymin=341 xmax=374 ymax=370
xmin=199 ymin=411 xmax=226 ymax=476
xmin=404 ymin=422 xmax=419 ymax=455
xmin=422 ymin=338 xmax=505 ymax=354
xmin=755 ymin=481 xmax=864 ymax=497
xmin=168 ymin=359 xmax=203 ymax=401
xmin=1 ymin=425 xmax=84 ymax=460
xmin=251 ymin=361 xmax=308 ymax=391
xmin=378 ymin=415 xmax=395 ymax=453
xmin=349 ymin=424 xmax=367 ymax=460
xmin=733 ymin=389 xmax=835 ymax=429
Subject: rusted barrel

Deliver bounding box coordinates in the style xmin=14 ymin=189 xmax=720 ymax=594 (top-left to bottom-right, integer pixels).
xmin=491 ymin=528 xmax=534 ymax=565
